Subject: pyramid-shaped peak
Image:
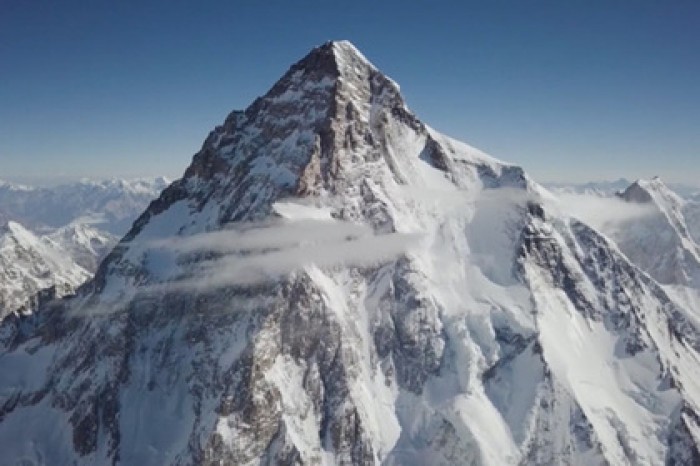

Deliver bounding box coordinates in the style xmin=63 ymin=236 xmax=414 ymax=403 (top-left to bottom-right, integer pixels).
xmin=632 ymin=177 xmax=676 ymax=196
xmin=328 ymin=40 xmax=372 ymax=64
xmin=620 ymin=179 xmax=659 ymax=204
xmin=287 ymin=40 xmax=379 ymax=80
xmin=0 ymin=220 xmax=39 ymax=247
xmin=639 ymin=176 xmax=665 ymax=188
xmin=3 ymin=220 xmax=29 ymax=235
xmin=230 ymin=39 xmax=405 ymax=138
xmin=621 ymin=177 xmax=685 ymax=209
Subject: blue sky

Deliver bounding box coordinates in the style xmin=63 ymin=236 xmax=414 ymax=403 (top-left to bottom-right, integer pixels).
xmin=1 ymin=1 xmax=699 ymax=184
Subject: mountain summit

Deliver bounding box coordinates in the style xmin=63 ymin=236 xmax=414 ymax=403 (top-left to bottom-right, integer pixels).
xmin=615 ymin=178 xmax=700 ymax=287
xmin=0 ymin=221 xmax=91 ymax=318
xmin=1 ymin=41 xmax=699 ymax=465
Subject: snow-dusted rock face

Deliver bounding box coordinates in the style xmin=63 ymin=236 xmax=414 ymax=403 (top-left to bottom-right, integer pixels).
xmin=44 ymin=222 xmax=118 ymax=273
xmin=610 ymin=178 xmax=700 ymax=288
xmin=684 ymin=200 xmax=700 ymax=245
xmin=0 ymin=221 xmax=91 ymax=318
xmin=1 ymin=41 xmax=699 ymax=465
xmin=0 ymin=178 xmax=156 ymax=319
xmin=0 ymin=177 xmax=169 ymax=235
xmin=0 ymin=220 xmax=117 ymax=320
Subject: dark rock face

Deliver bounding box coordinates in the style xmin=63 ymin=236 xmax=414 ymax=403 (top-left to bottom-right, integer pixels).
xmin=619 ymin=181 xmax=655 ymax=204
xmin=1 ymin=41 xmax=699 ymax=465
xmin=373 ymin=258 xmax=445 ymax=394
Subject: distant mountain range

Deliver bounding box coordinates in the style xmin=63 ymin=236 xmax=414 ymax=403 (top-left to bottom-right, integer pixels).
xmin=0 ymin=177 xmax=170 ymax=235
xmin=548 ymin=177 xmax=700 ymax=257
xmin=545 ymin=178 xmax=700 ymax=199
xmin=0 ymin=221 xmax=92 ymax=318
xmin=0 ymin=177 xmax=168 ymax=318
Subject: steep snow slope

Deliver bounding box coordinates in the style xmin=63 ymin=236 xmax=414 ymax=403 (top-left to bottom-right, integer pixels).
xmin=0 ymin=177 xmax=169 ymax=235
xmin=0 ymin=221 xmax=90 ymax=318
xmin=0 ymin=41 xmax=699 ymax=465
xmin=43 ymin=222 xmax=118 ymax=273
xmin=547 ymin=178 xmax=700 ymax=290
xmin=685 ymin=200 xmax=700 ymax=244
xmin=0 ymin=178 xmax=158 ymax=317
xmin=608 ymin=178 xmax=700 ymax=288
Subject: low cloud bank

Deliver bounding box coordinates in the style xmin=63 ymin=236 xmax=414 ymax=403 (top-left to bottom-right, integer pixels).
xmin=553 ymin=193 xmax=657 ymax=231
xmin=150 ymin=218 xmax=419 ymax=292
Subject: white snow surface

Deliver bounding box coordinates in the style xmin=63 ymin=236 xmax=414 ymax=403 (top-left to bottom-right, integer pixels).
xmin=0 ymin=221 xmax=91 ymax=318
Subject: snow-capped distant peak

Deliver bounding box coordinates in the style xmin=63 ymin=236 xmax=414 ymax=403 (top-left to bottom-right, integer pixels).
xmin=0 ymin=220 xmax=91 ymax=318
xmin=606 ymin=177 xmax=700 ymax=287
xmin=0 ymin=176 xmax=169 ymax=235
xmin=619 ymin=177 xmax=688 ymax=231
xmin=44 ymin=223 xmax=118 ymax=272
xmin=544 ymin=178 xmax=632 ymax=197
xmin=2 ymin=220 xmax=39 ymax=246
xmin=621 ymin=176 xmax=685 ymax=207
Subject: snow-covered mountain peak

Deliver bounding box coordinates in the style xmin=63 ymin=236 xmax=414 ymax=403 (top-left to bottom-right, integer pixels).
xmin=622 ymin=176 xmax=685 ymax=207
xmin=621 ymin=177 xmax=689 ymax=233
xmin=326 ymin=40 xmax=395 ymax=87
xmin=544 ymin=178 xmax=632 ymax=197
xmin=329 ymin=40 xmax=369 ymax=62
xmin=1 ymin=220 xmax=38 ymax=246
xmin=189 ymin=39 xmax=507 ymax=195
xmin=0 ymin=177 xmax=169 ymax=235
xmin=285 ymin=40 xmax=378 ymax=84
xmin=0 ymin=220 xmax=91 ymax=318
xmin=43 ymin=222 xmax=118 ymax=273
xmin=2 ymin=42 xmax=700 ymax=466
xmin=611 ymin=177 xmax=700 ymax=287
xmin=96 ymin=40 xmax=529 ymax=297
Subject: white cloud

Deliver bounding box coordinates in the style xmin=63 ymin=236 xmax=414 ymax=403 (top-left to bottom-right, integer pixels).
xmin=148 ymin=218 xmax=420 ymax=292
xmin=151 ymin=218 xmax=372 ymax=255
xmin=552 ymin=192 xmax=657 ymax=231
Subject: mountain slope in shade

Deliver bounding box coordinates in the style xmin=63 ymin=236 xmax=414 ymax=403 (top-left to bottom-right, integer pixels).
xmin=610 ymin=177 xmax=700 ymax=289
xmin=1 ymin=41 xmax=699 ymax=465
xmin=684 ymin=200 xmax=700 ymax=245
xmin=0 ymin=221 xmax=91 ymax=318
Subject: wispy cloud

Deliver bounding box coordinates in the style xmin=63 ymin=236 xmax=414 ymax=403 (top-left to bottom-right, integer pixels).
xmin=552 ymin=192 xmax=657 ymax=231
xmin=147 ymin=217 xmax=420 ymax=292
xmin=150 ymin=218 xmax=371 ymax=255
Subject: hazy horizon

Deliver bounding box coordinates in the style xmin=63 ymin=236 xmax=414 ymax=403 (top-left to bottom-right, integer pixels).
xmin=2 ymin=174 xmax=699 ymax=194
